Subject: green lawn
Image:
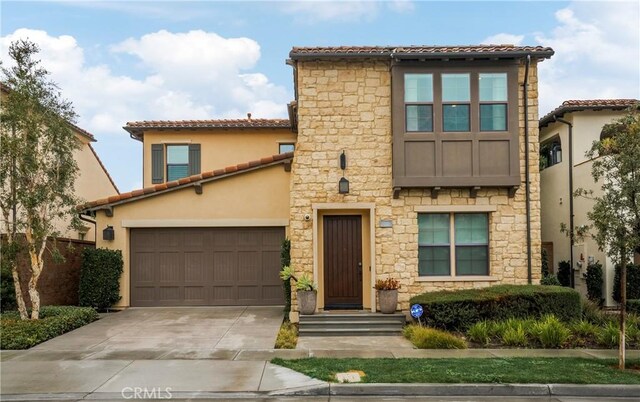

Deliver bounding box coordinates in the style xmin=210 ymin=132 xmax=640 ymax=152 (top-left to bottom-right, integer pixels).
xmin=271 ymin=357 xmax=640 ymax=384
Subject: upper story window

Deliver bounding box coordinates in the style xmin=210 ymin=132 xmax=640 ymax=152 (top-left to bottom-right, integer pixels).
xmin=391 ymin=62 xmax=520 ymax=190
xmin=479 ymin=73 xmax=508 ymax=131
xmin=279 ymin=143 xmax=295 ymax=154
xmin=405 ymin=74 xmax=433 ymax=132
xmin=151 ymin=143 xmax=201 ymax=184
xmin=166 ymin=145 xmax=189 ymax=181
xmin=540 ymin=136 xmax=562 ymax=170
xmin=418 ymin=213 xmax=489 ymax=277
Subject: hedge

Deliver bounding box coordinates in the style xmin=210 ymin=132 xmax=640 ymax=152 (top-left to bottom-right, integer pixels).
xmin=613 ymin=264 xmax=640 ymax=303
xmin=557 ymin=260 xmax=571 ymax=287
xmin=627 ymin=300 xmax=640 ymax=315
xmin=79 ymin=248 xmax=123 ymax=310
xmin=409 ymin=285 xmax=582 ymax=331
xmin=1 ymin=306 xmax=99 ymax=349
xmin=585 ymin=262 xmax=604 ymax=305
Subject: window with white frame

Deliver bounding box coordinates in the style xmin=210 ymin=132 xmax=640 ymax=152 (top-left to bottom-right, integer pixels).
xmin=418 ymin=213 xmax=489 ymax=276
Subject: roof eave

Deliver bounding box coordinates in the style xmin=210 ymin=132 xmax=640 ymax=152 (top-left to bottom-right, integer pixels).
xmin=290 ymin=50 xmax=555 ymax=61
xmin=539 ymin=104 xmax=634 ymax=128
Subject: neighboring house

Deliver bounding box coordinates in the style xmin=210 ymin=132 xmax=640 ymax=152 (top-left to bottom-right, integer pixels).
xmin=82 ymin=45 xmax=554 ymax=315
xmin=0 ymin=85 xmax=119 ymax=242
xmin=539 ymin=99 xmax=639 ymax=307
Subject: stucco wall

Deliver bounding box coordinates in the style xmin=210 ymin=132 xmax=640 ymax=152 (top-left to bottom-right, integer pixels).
xmin=289 ymin=59 xmax=542 ymax=312
xmin=540 ymin=110 xmax=629 ymax=306
xmin=142 ymin=128 xmax=296 ymax=187
xmin=94 ymin=164 xmax=291 ymax=307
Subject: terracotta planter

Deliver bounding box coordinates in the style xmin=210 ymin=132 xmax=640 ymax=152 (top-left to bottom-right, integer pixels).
xmin=297 ymin=290 xmax=317 ymax=315
xmin=378 ymin=289 xmax=398 ymax=314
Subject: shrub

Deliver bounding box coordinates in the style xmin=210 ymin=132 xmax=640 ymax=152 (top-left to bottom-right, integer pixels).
xmin=532 ymin=315 xmax=570 ymax=348
xmin=557 ymin=260 xmax=571 ymax=287
xmin=613 ymin=264 xmax=640 ymax=303
xmin=540 ymin=275 xmax=561 ymax=286
xmin=628 ymin=300 xmax=640 ymax=315
xmin=467 ymin=321 xmax=491 ymax=345
xmin=597 ymin=321 xmax=620 ymax=348
xmin=571 ymin=320 xmax=599 ymax=339
xmin=581 ymin=300 xmax=615 ymax=325
xmin=374 ymin=278 xmax=400 ymax=290
xmin=501 ymin=324 xmax=528 ymax=347
xmin=410 ymin=285 xmax=581 ymax=331
xmin=585 ymin=262 xmax=604 ymax=305
xmin=1 ymin=306 xmax=99 ymax=349
xmin=281 ymin=239 xmax=291 ymax=314
xmin=541 ymin=249 xmax=550 ymax=277
xmin=403 ymin=325 xmax=466 ymax=349
xmin=0 ymin=260 xmax=16 ymax=312
xmin=274 ymin=320 xmax=298 ymax=349
xmin=626 ymin=323 xmax=640 ymax=346
xmin=78 ymin=248 xmax=123 ymax=310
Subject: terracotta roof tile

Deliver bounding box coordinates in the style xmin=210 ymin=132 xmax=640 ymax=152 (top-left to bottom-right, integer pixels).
xmin=540 ymin=99 xmax=639 ymax=127
xmin=124 ymin=118 xmax=291 ymax=138
xmin=79 ymin=151 xmax=294 ymax=211
xmin=290 ymin=45 xmax=554 ymax=60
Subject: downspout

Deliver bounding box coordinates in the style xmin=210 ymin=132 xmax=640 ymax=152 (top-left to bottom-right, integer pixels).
xmin=552 ymin=115 xmax=575 ymax=288
xmin=523 ymin=54 xmax=532 ymax=284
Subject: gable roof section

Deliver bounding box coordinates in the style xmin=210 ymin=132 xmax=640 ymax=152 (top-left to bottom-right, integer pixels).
xmin=88 ymin=143 xmax=120 ymax=194
xmin=540 ymin=99 xmax=639 ymax=128
xmin=289 ymin=45 xmax=554 ymax=61
xmin=1 ymin=82 xmax=96 ymax=142
xmin=124 ymin=118 xmax=291 ymax=140
xmin=80 ymin=151 xmax=294 ymax=212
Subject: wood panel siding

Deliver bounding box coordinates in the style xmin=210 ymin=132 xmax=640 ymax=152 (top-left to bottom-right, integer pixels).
xmin=130 ymin=227 xmax=285 ymax=306
xmin=323 ymin=215 xmax=363 ymax=308
xmin=392 ymin=60 xmax=521 ymax=189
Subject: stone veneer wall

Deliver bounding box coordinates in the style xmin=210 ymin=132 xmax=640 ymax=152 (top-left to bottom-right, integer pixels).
xmin=289 ymin=59 xmax=542 ymax=311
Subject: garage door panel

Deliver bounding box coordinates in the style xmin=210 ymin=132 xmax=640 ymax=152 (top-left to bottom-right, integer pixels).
xmin=131 ymin=227 xmax=285 ymax=306
xmin=213 ymin=251 xmax=236 ymax=282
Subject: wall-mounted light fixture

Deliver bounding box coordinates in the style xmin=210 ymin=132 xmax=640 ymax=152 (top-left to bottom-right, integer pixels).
xmin=103 ymin=226 xmax=115 ymax=241
xmin=338 ymin=150 xmax=349 ymax=194
xmin=339 ymin=177 xmax=350 ymax=194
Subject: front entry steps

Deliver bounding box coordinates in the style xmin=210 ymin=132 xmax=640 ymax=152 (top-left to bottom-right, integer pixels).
xmin=299 ymin=312 xmax=406 ymax=336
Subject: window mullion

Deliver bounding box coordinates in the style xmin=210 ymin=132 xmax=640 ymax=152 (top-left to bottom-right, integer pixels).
xmin=450 ymin=213 xmax=456 ymax=277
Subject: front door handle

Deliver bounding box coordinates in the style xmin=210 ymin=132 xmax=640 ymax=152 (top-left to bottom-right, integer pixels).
xmin=358 ymin=262 xmax=362 ymax=276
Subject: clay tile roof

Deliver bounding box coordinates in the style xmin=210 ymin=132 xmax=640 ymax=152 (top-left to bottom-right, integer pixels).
xmin=79 ymin=151 xmax=294 ymax=211
xmin=540 ymin=99 xmax=639 ymax=127
xmin=123 ymin=118 xmax=291 ymax=139
xmin=289 ymin=45 xmax=554 ymax=60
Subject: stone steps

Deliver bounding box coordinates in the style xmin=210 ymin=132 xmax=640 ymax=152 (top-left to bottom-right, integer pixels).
xmin=299 ymin=312 xmax=405 ymax=336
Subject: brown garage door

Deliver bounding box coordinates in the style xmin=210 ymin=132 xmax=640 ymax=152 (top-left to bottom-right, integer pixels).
xmin=130 ymin=227 xmax=285 ymax=306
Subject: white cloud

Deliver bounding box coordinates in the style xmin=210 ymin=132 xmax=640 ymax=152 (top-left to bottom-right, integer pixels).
xmin=1 ymin=28 xmax=290 ymax=192
xmin=387 ymin=0 xmax=415 ymax=13
xmin=481 ymin=33 xmax=524 ymax=46
xmin=480 ymin=2 xmax=639 ymax=115
xmin=535 ymin=2 xmax=639 ymax=114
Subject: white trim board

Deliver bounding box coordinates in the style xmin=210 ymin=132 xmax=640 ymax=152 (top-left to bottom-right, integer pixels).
xmin=121 ymin=219 xmax=289 ymax=228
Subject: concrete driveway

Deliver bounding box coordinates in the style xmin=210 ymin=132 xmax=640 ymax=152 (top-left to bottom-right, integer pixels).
xmin=31 ymin=306 xmax=285 ymax=357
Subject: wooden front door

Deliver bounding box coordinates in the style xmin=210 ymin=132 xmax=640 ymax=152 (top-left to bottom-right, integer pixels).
xmin=323 ymin=215 xmax=363 ymax=309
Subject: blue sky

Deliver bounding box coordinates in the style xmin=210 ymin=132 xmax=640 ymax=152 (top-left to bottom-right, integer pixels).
xmin=2 ymin=0 xmax=639 ymax=193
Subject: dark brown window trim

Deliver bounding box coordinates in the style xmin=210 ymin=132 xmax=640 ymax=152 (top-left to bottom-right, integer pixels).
xmin=392 ymin=60 xmax=520 ymax=189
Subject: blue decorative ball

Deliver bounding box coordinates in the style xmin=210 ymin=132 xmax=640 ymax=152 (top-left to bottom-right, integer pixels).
xmin=410 ymin=304 xmax=423 ymax=318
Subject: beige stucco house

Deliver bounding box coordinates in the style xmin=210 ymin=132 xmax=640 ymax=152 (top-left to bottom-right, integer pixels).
xmin=82 ymin=45 xmax=554 ymax=315
xmin=539 ymin=99 xmax=639 ymax=306
xmin=0 ymin=85 xmax=119 ymax=243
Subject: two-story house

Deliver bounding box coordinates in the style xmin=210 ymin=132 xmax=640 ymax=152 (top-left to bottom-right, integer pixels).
xmin=539 ymin=99 xmax=639 ymax=307
xmin=82 ymin=45 xmax=554 ymax=315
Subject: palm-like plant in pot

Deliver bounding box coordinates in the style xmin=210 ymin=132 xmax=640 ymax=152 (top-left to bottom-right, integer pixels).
xmin=374 ymin=278 xmax=400 ymax=314
xmin=280 ymin=267 xmax=317 ymax=315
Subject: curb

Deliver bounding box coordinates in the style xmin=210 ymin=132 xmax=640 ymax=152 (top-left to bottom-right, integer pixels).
xmin=2 ymin=384 xmax=639 ymax=400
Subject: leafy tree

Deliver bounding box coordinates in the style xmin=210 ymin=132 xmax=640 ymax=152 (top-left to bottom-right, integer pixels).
xmin=575 ymin=103 xmax=640 ymax=369
xmin=0 ymin=39 xmax=81 ymax=320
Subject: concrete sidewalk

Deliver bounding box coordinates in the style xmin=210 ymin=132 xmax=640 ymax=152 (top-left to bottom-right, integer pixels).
xmin=2 ymin=348 xmax=639 ymax=361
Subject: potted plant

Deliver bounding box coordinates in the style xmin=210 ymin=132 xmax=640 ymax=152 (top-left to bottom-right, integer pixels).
xmin=374 ymin=278 xmax=400 ymax=314
xmin=280 ymin=266 xmax=317 ymax=315
xmin=295 ymin=274 xmax=317 ymax=315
